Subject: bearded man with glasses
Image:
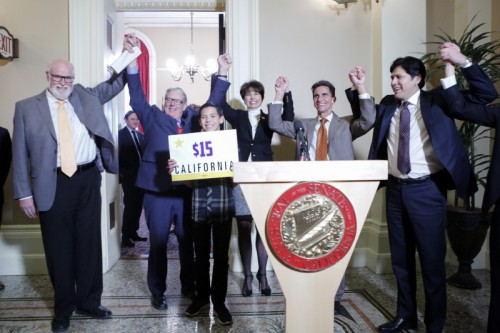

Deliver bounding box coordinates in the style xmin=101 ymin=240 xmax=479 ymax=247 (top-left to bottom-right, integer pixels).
xmin=12 ymin=49 xmax=131 ymax=332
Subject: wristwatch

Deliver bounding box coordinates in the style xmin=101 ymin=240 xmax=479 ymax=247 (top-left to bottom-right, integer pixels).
xmin=460 ymin=57 xmax=473 ymax=68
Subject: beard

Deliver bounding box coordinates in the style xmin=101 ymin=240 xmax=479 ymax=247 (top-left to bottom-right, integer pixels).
xmin=49 ymin=83 xmax=73 ymax=100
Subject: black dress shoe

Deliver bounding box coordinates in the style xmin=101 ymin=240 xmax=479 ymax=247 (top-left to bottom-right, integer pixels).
xmin=51 ymin=317 xmax=70 ymax=332
xmin=131 ymin=234 xmax=147 ymax=242
xmin=121 ymin=238 xmax=135 ymax=247
xmin=151 ymin=295 xmax=168 ymax=310
xmin=379 ymin=317 xmax=417 ymax=332
xmin=75 ymin=305 xmax=112 ymax=319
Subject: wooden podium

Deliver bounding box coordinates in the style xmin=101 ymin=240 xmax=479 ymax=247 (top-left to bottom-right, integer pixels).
xmin=233 ymin=160 xmax=387 ymax=333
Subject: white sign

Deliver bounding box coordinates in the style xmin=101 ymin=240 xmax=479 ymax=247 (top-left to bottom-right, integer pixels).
xmin=168 ymin=129 xmax=239 ymax=181
xmin=0 ymin=27 xmax=14 ymax=59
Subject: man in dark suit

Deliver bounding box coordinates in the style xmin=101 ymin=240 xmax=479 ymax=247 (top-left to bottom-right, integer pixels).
xmin=125 ymin=35 xmax=231 ymax=310
xmin=349 ymin=54 xmax=497 ymax=333
xmin=440 ymin=42 xmax=499 ymax=333
xmin=119 ymin=110 xmax=146 ymax=247
xmin=0 ymin=126 xmax=12 ymax=292
xmin=12 ymin=52 xmax=129 ymax=332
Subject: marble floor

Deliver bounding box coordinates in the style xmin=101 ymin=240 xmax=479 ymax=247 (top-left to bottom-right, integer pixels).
xmin=0 ymin=256 xmax=491 ymax=333
xmin=0 ymin=214 xmax=492 ymax=332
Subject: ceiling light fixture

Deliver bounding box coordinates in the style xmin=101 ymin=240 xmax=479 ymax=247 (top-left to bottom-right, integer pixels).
xmin=166 ymin=12 xmax=217 ymax=83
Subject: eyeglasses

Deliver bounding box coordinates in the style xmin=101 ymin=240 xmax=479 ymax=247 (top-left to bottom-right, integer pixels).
xmin=49 ymin=73 xmax=75 ymax=83
xmin=165 ymin=97 xmax=184 ymax=106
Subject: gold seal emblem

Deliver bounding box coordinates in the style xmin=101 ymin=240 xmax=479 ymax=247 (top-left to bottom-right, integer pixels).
xmin=267 ymin=182 xmax=356 ymax=272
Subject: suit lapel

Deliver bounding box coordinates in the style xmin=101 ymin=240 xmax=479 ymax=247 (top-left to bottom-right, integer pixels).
xmin=255 ymin=110 xmax=267 ymax=139
xmin=242 ymin=112 xmax=253 ymax=140
xmin=69 ymin=94 xmax=86 ymax=125
xmin=378 ymin=99 xmax=399 ymax=148
xmin=36 ymin=91 xmax=57 ymax=141
xmin=305 ymin=119 xmax=316 ymax=145
xmin=328 ymin=114 xmax=342 ymax=142
xmin=419 ymin=91 xmax=434 ymax=134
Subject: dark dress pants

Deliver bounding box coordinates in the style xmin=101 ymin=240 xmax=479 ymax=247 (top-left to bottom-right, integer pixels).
xmin=488 ymin=203 xmax=500 ymax=333
xmin=39 ymin=166 xmax=102 ymax=319
xmin=386 ymin=178 xmax=447 ymax=333
xmin=121 ymin=180 xmax=144 ymax=239
xmin=143 ymin=188 xmax=195 ymax=297
xmin=193 ymin=219 xmax=232 ymax=305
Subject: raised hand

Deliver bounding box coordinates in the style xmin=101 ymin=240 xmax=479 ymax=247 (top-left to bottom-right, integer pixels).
xmin=440 ymin=42 xmax=467 ymax=67
xmin=123 ymin=33 xmax=140 ymax=68
xmin=123 ymin=33 xmax=139 ymax=53
xmin=217 ymin=53 xmax=232 ymax=76
xmin=349 ymin=66 xmax=367 ymax=94
xmin=274 ymin=76 xmax=289 ymax=101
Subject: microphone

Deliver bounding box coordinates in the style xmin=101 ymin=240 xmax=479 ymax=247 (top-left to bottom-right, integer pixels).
xmin=294 ymin=121 xmax=310 ymax=161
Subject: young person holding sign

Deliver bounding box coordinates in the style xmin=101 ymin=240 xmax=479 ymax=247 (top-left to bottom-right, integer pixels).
xmin=168 ymin=103 xmax=235 ymax=326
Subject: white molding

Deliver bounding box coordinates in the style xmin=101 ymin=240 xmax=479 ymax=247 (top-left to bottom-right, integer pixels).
xmin=225 ymin=0 xmax=259 ymax=104
xmin=69 ymin=0 xmax=122 ymax=273
xmin=123 ymin=11 xmax=222 ymax=28
xmin=115 ymin=0 xmax=225 ymax=11
xmin=0 ymin=225 xmax=47 ymax=275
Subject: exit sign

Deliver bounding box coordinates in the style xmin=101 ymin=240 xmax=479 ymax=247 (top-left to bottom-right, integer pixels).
xmin=0 ymin=26 xmax=19 ymax=60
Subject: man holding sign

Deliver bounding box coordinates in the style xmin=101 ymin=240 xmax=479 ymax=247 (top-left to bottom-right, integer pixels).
xmin=125 ymin=34 xmax=232 ymax=310
xmin=168 ymin=103 xmax=235 ymax=325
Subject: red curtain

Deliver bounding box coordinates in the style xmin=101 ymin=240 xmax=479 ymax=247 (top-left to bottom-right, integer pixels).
xmin=136 ymin=38 xmax=149 ymax=133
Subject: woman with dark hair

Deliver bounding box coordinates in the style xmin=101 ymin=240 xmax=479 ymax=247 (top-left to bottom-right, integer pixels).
xmin=213 ymin=58 xmax=294 ymax=296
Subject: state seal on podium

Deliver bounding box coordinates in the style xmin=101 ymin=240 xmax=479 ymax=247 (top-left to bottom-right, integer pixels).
xmin=266 ymin=182 xmax=356 ymax=272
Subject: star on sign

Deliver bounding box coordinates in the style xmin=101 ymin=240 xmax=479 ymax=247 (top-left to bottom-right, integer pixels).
xmin=175 ymin=138 xmax=183 ymax=148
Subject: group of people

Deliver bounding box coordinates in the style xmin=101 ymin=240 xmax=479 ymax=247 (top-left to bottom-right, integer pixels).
xmin=5 ymin=29 xmax=498 ymax=333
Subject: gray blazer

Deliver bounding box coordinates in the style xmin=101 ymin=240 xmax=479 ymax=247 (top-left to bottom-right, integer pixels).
xmin=268 ymin=91 xmax=375 ymax=160
xmin=12 ymin=73 xmax=126 ymax=211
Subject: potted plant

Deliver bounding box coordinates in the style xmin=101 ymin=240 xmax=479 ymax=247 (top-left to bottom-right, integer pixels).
xmin=421 ymin=15 xmax=500 ymax=289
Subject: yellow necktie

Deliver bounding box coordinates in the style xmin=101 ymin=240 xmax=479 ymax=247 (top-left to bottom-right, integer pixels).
xmin=57 ymin=100 xmax=77 ymax=177
xmin=315 ymin=118 xmax=328 ymax=160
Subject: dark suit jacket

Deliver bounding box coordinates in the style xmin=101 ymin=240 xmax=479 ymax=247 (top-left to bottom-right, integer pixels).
xmin=118 ymin=126 xmax=144 ymax=184
xmin=127 ymin=72 xmax=230 ymax=193
xmin=12 ymin=72 xmax=127 ymax=211
xmin=213 ymin=76 xmax=295 ymax=162
xmin=443 ymin=84 xmax=499 ymax=211
xmin=365 ymin=64 xmax=497 ymax=200
xmin=0 ymin=127 xmax=12 ymax=210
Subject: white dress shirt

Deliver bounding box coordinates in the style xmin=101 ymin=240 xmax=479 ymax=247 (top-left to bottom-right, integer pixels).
xmin=47 ymin=90 xmax=97 ymax=167
xmin=386 ymin=90 xmax=444 ymax=178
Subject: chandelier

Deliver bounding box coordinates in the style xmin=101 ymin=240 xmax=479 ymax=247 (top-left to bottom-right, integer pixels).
xmin=166 ymin=12 xmax=217 ymax=83
xmin=333 ymin=0 xmax=357 ymax=7
xmin=332 ymin=0 xmax=379 ymax=7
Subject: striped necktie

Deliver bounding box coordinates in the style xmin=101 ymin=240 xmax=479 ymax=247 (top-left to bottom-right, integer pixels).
xmin=397 ymin=101 xmax=411 ymax=174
